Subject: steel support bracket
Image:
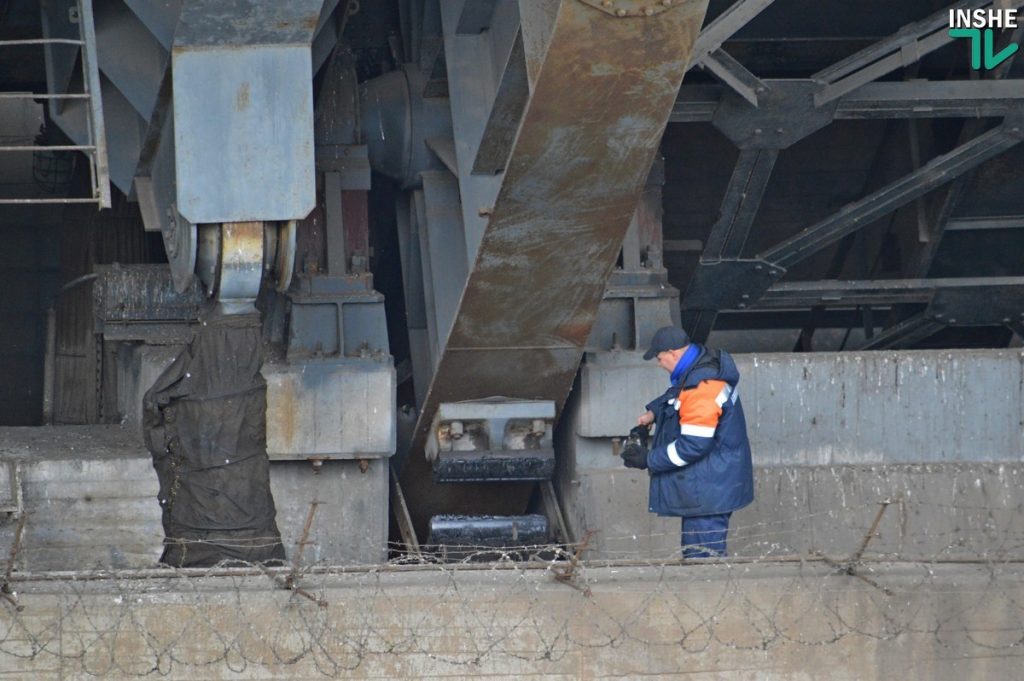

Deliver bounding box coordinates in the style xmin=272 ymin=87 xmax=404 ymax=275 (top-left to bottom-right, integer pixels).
xmin=682 ymin=258 xmax=785 ymax=310
xmin=576 ymin=0 xmax=685 ymax=18
xmin=712 ymin=80 xmax=838 ymax=149
xmin=286 ymin=274 xmax=389 ymax=360
xmin=427 ymin=399 xmax=556 ymax=482
xmin=926 ymin=283 xmax=1024 ymax=326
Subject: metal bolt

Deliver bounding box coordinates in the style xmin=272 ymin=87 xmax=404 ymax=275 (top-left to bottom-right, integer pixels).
xmin=616 ymin=8 xmax=627 ymax=16
xmin=602 ymin=0 xmax=612 ymax=5
xmin=741 ymin=293 xmax=750 ymax=300
xmin=737 ymin=303 xmax=747 ymax=309
xmin=754 ymin=128 xmax=763 ymax=134
xmin=754 ymin=264 xmax=763 ymax=271
xmin=644 ymin=7 xmax=654 ymax=15
xmin=948 ymin=318 xmax=957 ymax=324
xmin=1003 ymin=317 xmax=1012 ymax=324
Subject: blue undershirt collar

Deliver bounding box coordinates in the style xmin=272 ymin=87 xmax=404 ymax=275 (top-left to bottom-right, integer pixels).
xmin=670 ymin=344 xmax=700 ymax=386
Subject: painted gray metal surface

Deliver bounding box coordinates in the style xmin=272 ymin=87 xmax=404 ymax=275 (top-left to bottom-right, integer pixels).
xmin=37 ymin=0 xmax=111 ymax=206
xmin=93 ymin=0 xmax=168 ymax=121
xmin=359 ymin=64 xmax=452 ymax=188
xmin=417 ymin=170 xmax=468 ymax=354
xmin=437 ymin=0 xmax=510 ymax=262
xmin=172 ymin=45 xmax=315 ymax=223
xmin=97 ymin=76 xmax=144 ymax=194
xmin=437 ymin=399 xmax=555 ymax=421
xmin=123 ymin=0 xmax=182 ymax=49
xmin=285 ymin=275 xmax=390 ymax=358
xmin=173 ymin=0 xmax=323 ymax=46
xmin=263 ymin=360 xmax=396 ymax=461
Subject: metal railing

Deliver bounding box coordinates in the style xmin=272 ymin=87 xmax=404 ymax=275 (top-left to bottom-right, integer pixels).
xmin=0 ymin=0 xmax=110 ymax=207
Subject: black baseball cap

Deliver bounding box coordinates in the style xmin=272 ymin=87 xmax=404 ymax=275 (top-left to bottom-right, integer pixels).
xmin=643 ymin=326 xmax=691 ymax=360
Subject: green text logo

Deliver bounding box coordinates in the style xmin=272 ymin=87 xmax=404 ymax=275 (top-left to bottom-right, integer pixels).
xmin=949 ymin=28 xmax=1021 ymax=70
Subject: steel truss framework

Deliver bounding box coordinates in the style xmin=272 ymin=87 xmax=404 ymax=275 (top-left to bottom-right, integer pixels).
xmin=674 ymin=0 xmax=1024 ymax=349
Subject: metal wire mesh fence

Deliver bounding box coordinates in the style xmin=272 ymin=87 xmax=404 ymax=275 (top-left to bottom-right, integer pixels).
xmin=0 ymin=494 xmax=1022 ymax=679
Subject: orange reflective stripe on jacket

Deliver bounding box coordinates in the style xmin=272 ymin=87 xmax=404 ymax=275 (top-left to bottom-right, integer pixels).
xmin=677 ymin=379 xmax=728 ymax=438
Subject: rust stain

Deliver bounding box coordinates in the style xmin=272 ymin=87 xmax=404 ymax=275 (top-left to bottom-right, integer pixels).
xmin=235 ymin=82 xmax=251 ymax=111
xmin=272 ymin=379 xmax=298 ymax=450
xmin=401 ymin=0 xmax=709 ymax=536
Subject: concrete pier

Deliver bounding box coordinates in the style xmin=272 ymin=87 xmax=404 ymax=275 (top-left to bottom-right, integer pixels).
xmin=559 ymin=348 xmax=1024 ymax=558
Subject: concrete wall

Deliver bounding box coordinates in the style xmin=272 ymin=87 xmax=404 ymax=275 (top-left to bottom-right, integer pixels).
xmin=572 ymin=348 xmax=1024 ymax=463
xmin=0 ymin=427 xmax=390 ymax=570
xmin=1 ymin=562 xmax=1021 ymax=679
xmin=270 ymin=459 xmax=389 ymax=566
xmin=565 ymin=462 xmax=1024 ymax=560
xmin=0 ymin=426 xmax=163 ymax=570
xmin=560 ymin=348 xmax=1024 ymax=558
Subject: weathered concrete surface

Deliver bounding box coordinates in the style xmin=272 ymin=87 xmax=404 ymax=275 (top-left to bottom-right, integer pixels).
xmin=564 ymin=462 xmax=1024 ymax=560
xmin=0 ymin=426 xmax=163 ymax=570
xmin=735 ymin=349 xmax=1024 ymax=465
xmin=0 ymin=427 xmax=391 ymax=570
xmin=270 ymin=459 xmax=389 ymax=566
xmin=561 ymin=348 xmax=1024 ymax=559
xmin=0 ymin=561 xmax=1020 ymax=679
xmin=573 ymin=348 xmax=1024 ymax=464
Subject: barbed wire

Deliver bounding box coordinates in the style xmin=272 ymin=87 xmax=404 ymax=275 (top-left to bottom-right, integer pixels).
xmin=0 ymin=496 xmax=1022 ymax=678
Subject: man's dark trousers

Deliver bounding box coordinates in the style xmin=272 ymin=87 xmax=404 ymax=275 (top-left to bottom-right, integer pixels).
xmin=681 ymin=512 xmax=732 ymax=558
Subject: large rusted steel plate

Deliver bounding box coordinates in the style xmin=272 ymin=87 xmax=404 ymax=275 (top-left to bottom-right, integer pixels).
xmin=402 ymin=0 xmax=708 ymax=538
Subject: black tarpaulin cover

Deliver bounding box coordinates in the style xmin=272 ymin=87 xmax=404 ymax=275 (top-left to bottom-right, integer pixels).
xmin=143 ymin=313 xmax=285 ymax=567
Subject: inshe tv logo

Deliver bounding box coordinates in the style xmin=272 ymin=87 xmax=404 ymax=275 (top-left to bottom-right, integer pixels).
xmin=948 ymin=8 xmax=1020 ymax=70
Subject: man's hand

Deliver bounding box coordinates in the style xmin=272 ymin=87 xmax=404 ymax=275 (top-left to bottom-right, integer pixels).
xmin=620 ymin=443 xmax=648 ymax=470
xmin=628 ymin=424 xmax=650 ymax=448
xmin=637 ymin=411 xmax=655 ymax=427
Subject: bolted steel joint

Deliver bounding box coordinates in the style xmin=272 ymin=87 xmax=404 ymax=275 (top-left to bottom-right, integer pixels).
xmin=577 ymin=0 xmax=683 ymax=18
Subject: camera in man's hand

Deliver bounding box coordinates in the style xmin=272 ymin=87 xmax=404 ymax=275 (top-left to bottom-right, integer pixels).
xmin=620 ymin=424 xmax=650 ymax=470
xmin=620 ymin=442 xmax=648 ymax=469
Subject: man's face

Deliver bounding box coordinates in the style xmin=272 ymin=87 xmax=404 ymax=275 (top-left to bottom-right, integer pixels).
xmin=656 ymin=349 xmax=678 ymax=373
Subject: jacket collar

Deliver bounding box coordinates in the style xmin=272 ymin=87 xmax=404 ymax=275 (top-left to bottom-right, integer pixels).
xmin=670 ymin=344 xmax=701 ymax=386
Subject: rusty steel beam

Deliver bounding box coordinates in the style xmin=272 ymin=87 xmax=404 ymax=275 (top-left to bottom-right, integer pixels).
xmin=401 ymin=0 xmax=709 ymax=538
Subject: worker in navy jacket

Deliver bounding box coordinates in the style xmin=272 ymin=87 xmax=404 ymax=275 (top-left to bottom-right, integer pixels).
xmin=620 ymin=325 xmax=754 ymax=558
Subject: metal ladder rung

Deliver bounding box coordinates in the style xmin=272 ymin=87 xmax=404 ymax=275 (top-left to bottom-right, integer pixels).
xmin=0 ymin=145 xmax=97 ymax=152
xmin=0 ymin=93 xmax=91 ymax=100
xmin=0 ymin=198 xmax=105 ymax=205
xmin=0 ymin=38 xmax=84 ymax=47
